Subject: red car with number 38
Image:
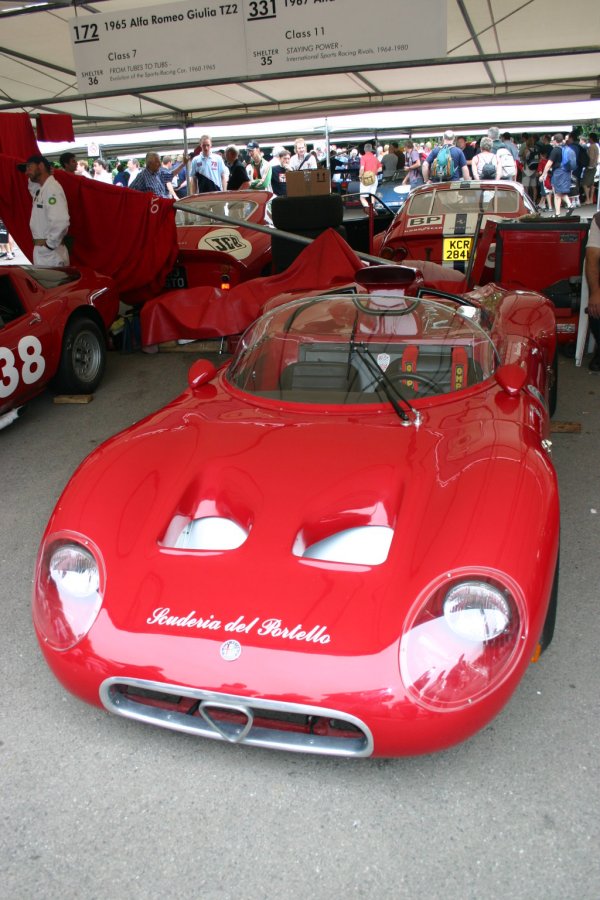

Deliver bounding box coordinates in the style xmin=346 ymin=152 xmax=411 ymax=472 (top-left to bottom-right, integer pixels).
xmin=33 ymin=266 xmax=559 ymax=757
xmin=0 ymin=265 xmax=119 ymax=429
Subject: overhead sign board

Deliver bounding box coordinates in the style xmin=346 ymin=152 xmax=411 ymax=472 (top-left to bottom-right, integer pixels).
xmin=70 ymin=0 xmax=446 ymax=94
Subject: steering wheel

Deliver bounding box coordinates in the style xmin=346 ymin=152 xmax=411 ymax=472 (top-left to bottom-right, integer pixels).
xmin=388 ymin=371 xmax=442 ymax=396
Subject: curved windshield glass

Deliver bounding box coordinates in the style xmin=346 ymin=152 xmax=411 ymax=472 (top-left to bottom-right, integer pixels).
xmin=175 ymin=198 xmax=259 ymax=226
xmin=226 ymin=294 xmax=498 ymax=406
xmin=407 ymin=185 xmax=530 ymax=217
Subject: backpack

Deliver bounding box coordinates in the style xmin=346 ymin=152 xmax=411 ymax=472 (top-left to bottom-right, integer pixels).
xmin=431 ymin=146 xmax=455 ymax=182
xmin=561 ymin=145 xmax=577 ymax=172
xmin=477 ymin=153 xmax=497 ymax=179
xmin=496 ymin=146 xmax=517 ymax=178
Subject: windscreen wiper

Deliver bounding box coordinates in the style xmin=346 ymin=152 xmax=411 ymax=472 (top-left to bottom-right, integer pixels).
xmin=351 ymin=341 xmax=421 ymax=426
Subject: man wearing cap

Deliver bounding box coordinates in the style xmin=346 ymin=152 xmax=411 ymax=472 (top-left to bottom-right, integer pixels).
xmin=246 ymin=142 xmax=270 ymax=189
xmin=224 ymin=145 xmax=250 ymax=191
xmin=18 ymin=154 xmax=70 ymax=266
xmin=190 ymin=135 xmax=227 ymax=194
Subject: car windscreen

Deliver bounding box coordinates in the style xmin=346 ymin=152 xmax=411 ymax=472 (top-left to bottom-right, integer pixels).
xmin=226 ymin=294 xmax=497 ymax=406
xmin=175 ymin=199 xmax=259 ymax=226
xmin=407 ymin=186 xmax=523 ymax=217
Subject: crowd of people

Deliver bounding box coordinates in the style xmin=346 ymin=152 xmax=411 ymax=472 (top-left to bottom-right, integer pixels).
xmin=7 ymin=126 xmax=600 ymax=371
xmin=49 ymin=127 xmax=598 ymax=219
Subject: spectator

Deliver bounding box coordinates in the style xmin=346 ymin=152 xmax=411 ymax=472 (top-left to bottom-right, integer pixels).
xmin=456 ymin=136 xmax=477 ymax=176
xmin=584 ymin=210 xmax=600 ymax=370
xmin=501 ymin=131 xmax=520 ymax=160
xmin=358 ymin=142 xmax=381 ymax=211
xmin=390 ymin=142 xmax=405 ymax=170
xmin=381 ymin=144 xmax=399 ymax=177
xmin=271 ymin=148 xmax=292 ymax=196
xmin=127 ymin=158 xmax=141 ymax=186
xmin=93 ymin=159 xmax=113 ymax=184
xmin=487 ymin=127 xmax=517 ymax=180
xmin=536 ymin=149 xmax=552 ymax=211
xmin=172 ymin=155 xmax=188 ymax=199
xmin=59 ymin=152 xmax=78 ymax=174
xmin=539 ymin=133 xmax=573 ymax=217
xmin=128 ymin=151 xmax=170 ymax=198
xmin=159 ymin=155 xmax=186 ymax=200
xmin=113 ymin=162 xmax=130 ymax=188
xmin=190 ymin=135 xmax=228 ymax=193
xmin=347 ymin=147 xmax=361 ymax=181
xmin=520 ymin=135 xmax=541 ymax=204
xmin=566 ymin=132 xmax=584 ymax=201
xmin=0 ymin=219 xmax=15 ymax=260
xmin=471 ymin=137 xmax=501 ymax=180
xmin=246 ymin=141 xmax=270 ymax=189
xmin=422 ymin=130 xmax=470 ymax=183
xmin=225 ymin=145 xmax=250 ymax=190
xmin=16 ymin=154 xmax=70 ymax=266
xmin=583 ymin=133 xmax=599 ymax=205
xmin=76 ymin=160 xmax=91 ymax=178
xmin=289 ymin=137 xmax=317 ymax=171
xmin=402 ymin=140 xmax=424 ymax=187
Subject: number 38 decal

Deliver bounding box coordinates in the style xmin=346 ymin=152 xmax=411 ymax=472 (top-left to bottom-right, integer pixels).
xmin=0 ymin=336 xmax=46 ymax=398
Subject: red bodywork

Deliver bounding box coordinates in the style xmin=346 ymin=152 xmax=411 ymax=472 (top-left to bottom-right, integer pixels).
xmin=169 ymin=191 xmax=273 ymax=291
xmin=0 ymin=265 xmax=119 ymax=417
xmin=374 ymin=180 xmax=536 ymax=265
xmin=33 ymin=278 xmax=559 ymax=758
xmin=375 ymin=180 xmax=587 ymax=347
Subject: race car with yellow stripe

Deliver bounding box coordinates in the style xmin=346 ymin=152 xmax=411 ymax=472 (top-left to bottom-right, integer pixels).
xmin=373 ymin=180 xmax=536 ymax=269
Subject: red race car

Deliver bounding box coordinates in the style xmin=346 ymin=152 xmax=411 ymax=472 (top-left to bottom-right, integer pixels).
xmin=167 ymin=191 xmax=273 ymax=291
xmin=33 ymin=267 xmax=559 ymax=757
xmin=374 ymin=179 xmax=537 ymax=266
xmin=0 ymin=265 xmax=119 ymax=428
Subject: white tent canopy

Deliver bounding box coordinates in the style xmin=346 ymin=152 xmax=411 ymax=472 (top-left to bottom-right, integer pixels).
xmin=1 ymin=0 xmax=599 ymax=139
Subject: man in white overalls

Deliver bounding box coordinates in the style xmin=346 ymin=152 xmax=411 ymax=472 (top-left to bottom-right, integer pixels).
xmin=17 ymin=154 xmax=70 ymax=266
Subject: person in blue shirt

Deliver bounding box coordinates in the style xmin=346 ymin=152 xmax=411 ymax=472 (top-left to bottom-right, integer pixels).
xmin=422 ymin=131 xmax=470 ymax=183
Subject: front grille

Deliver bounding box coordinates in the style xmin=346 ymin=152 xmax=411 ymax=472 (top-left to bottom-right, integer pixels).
xmin=100 ymin=677 xmax=373 ymax=757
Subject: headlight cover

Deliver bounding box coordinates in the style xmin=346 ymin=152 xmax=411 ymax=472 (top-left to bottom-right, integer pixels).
xmin=33 ymin=538 xmax=104 ymax=651
xmin=400 ymin=575 xmax=522 ymax=710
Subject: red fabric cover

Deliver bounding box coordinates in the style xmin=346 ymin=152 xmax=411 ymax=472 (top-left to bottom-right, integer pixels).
xmin=141 ymin=229 xmax=366 ymax=346
xmin=403 ymin=258 xmax=468 ymax=293
xmin=36 ymin=114 xmax=75 ymax=142
xmin=0 ymin=154 xmax=178 ymax=304
xmin=0 ymin=113 xmax=39 ymax=159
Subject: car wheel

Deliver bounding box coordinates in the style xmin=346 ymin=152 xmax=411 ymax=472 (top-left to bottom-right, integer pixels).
xmin=55 ymin=317 xmax=106 ymax=394
xmin=271 ymin=194 xmax=344 ymax=230
xmin=539 ymin=551 xmax=559 ymax=653
xmin=549 ymin=352 xmax=558 ymax=417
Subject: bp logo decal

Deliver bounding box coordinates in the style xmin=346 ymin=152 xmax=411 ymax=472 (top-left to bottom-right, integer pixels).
xmin=48 ymin=196 xmax=57 ymax=205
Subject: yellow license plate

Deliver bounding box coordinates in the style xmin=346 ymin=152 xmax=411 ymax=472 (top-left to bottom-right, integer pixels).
xmin=443 ymin=237 xmax=473 ymax=261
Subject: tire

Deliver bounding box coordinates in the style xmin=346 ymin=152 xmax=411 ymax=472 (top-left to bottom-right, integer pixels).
xmin=271 ymin=194 xmax=343 ymax=230
xmin=539 ymin=550 xmax=559 ymax=654
xmin=55 ymin=317 xmax=106 ymax=394
xmin=549 ymin=351 xmax=558 ymax=417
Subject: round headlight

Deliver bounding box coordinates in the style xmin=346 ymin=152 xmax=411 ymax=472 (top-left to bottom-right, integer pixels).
xmin=50 ymin=544 xmax=100 ymax=598
xmin=443 ymin=581 xmax=511 ymax=642
xmin=400 ymin=574 xmax=522 ymax=710
xmin=33 ymin=539 xmax=104 ymax=651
